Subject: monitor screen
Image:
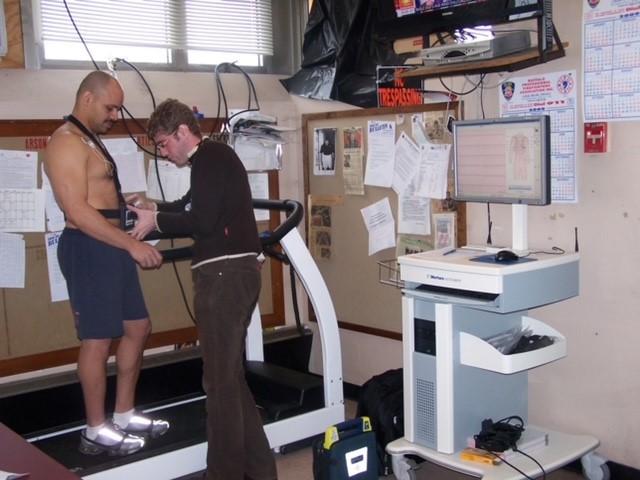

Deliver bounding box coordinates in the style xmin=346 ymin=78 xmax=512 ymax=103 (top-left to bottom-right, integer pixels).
xmin=385 ymin=0 xmax=487 ymax=19
xmin=452 ymin=115 xmax=551 ymax=206
xmin=375 ymin=0 xmax=542 ymax=41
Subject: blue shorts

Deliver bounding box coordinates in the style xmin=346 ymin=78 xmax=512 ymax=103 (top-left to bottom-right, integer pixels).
xmin=58 ymin=228 xmax=149 ymax=340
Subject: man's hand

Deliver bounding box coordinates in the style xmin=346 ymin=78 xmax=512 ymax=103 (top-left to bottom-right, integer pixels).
xmin=128 ymin=205 xmax=157 ymax=241
xmin=125 ymin=193 xmax=157 ymax=211
xmin=129 ymin=240 xmax=163 ymax=269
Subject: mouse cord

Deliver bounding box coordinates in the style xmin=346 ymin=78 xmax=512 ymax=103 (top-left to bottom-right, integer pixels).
xmin=486 ymin=203 xmax=493 ymax=245
xmin=528 ymin=246 xmax=565 ymax=255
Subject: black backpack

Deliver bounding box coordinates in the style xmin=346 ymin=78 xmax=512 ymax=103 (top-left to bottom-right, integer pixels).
xmin=356 ymin=368 xmax=404 ymax=476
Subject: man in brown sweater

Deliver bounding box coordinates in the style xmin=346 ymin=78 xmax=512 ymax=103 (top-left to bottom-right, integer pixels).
xmin=129 ymin=98 xmax=277 ymax=480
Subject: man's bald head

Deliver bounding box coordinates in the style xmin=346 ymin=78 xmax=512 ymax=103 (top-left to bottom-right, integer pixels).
xmin=75 ymin=70 xmax=121 ymax=103
xmin=71 ymin=71 xmax=124 ymax=135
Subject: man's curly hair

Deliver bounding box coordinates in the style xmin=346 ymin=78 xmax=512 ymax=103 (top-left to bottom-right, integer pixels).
xmin=147 ymin=98 xmax=202 ymax=139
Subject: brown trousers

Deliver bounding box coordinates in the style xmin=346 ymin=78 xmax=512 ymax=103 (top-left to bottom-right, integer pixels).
xmin=193 ymin=256 xmax=277 ymax=480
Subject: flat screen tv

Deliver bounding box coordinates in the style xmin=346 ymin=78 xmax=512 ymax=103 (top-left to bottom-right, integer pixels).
xmin=452 ymin=115 xmax=551 ymax=206
xmin=375 ymin=0 xmax=544 ymax=41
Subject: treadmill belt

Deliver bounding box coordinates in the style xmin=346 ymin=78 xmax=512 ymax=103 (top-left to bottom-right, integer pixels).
xmin=31 ymin=394 xmax=207 ymax=477
xmin=5 ymin=346 xmax=324 ymax=477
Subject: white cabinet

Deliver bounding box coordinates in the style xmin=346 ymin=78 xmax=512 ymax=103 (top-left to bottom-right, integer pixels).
xmin=387 ymin=248 xmax=599 ymax=479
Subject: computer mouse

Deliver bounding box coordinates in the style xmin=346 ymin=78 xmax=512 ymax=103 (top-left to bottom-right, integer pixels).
xmin=495 ymin=250 xmax=519 ymax=262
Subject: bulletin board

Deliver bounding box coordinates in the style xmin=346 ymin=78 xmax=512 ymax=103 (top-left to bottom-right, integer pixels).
xmin=0 ymin=119 xmax=284 ymax=377
xmin=302 ymin=103 xmax=466 ymax=338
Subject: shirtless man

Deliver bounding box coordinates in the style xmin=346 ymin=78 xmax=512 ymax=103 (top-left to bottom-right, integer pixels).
xmin=44 ymin=71 xmax=168 ymax=456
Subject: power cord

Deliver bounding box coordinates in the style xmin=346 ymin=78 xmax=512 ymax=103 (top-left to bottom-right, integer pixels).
xmin=486 ymin=450 xmax=548 ymax=480
xmin=474 ymin=416 xmax=524 ymax=452
xmin=475 ymin=416 xmax=547 ymax=480
xmin=212 ymin=62 xmax=261 ymax=138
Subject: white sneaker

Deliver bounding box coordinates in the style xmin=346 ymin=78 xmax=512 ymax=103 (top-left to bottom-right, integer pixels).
xmin=79 ymin=422 xmax=146 ymax=456
xmin=120 ymin=412 xmax=170 ymax=439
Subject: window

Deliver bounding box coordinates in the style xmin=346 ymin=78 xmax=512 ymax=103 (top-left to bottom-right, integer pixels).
xmin=22 ymin=0 xmax=305 ymax=73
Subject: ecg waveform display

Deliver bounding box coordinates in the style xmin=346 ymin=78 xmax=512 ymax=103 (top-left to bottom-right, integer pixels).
xmin=457 ymin=130 xmax=536 ymax=190
xmin=452 ymin=116 xmax=550 ymax=206
xmin=456 ymin=132 xmax=512 ymax=192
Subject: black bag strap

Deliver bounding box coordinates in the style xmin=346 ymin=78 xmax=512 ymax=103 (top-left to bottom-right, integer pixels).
xmin=65 ymin=114 xmax=125 ymax=203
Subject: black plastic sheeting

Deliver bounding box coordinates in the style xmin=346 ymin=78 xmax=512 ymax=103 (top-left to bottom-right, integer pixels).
xmin=280 ymin=0 xmax=405 ymax=108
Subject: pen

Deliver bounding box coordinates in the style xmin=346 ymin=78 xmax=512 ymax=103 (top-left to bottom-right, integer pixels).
xmin=443 ymin=248 xmax=456 ymax=256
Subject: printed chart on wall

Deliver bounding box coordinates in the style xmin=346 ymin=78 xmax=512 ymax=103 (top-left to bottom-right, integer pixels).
xmin=583 ymin=0 xmax=640 ymax=122
xmin=0 ymin=149 xmax=42 ymax=291
xmin=499 ymin=70 xmax=578 ymax=203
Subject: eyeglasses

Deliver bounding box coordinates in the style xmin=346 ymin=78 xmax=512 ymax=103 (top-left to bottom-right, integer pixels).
xmin=155 ymin=129 xmax=178 ymax=150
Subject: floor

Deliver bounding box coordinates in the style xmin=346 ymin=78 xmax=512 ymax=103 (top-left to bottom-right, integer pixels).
xmin=274 ymin=443 xmax=584 ymax=480
xmin=177 ymin=400 xmax=586 ymax=480
xmin=0 ymin=351 xmax=597 ymax=480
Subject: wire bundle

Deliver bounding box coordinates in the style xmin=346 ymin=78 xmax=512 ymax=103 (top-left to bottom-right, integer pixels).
xmin=474 ymin=416 xmax=524 ymax=452
xmin=474 ymin=416 xmax=547 ymax=480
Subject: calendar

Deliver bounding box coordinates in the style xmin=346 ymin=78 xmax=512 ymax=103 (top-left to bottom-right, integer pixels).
xmin=583 ymin=0 xmax=640 ymax=122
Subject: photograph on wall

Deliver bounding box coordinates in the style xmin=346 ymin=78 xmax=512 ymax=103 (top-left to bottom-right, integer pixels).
xmin=308 ymin=193 xmax=343 ymax=260
xmin=421 ymin=111 xmax=449 ymax=143
xmin=342 ymin=126 xmax=365 ymax=195
xmin=433 ymin=212 xmax=456 ymax=249
xmin=314 ymin=127 xmax=337 ymax=176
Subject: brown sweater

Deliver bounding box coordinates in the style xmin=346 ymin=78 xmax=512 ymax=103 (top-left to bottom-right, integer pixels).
xmin=155 ymin=139 xmax=261 ymax=265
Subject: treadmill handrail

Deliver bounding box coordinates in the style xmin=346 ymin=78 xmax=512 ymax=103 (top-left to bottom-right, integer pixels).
xmin=254 ymin=198 xmax=303 ymax=248
xmin=159 ymin=198 xmax=303 ymax=262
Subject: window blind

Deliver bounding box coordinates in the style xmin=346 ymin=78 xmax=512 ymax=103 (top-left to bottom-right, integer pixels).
xmin=39 ymin=0 xmax=273 ymax=55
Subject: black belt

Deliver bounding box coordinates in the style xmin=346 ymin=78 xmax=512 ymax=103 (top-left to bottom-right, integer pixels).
xmin=99 ymin=208 xmax=120 ymax=219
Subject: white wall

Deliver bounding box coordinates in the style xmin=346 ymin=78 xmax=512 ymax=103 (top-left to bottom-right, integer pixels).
xmin=1 ymin=0 xmax=638 ymax=468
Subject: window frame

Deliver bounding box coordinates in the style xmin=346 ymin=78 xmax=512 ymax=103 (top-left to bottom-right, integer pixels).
xmin=20 ymin=0 xmax=307 ymax=75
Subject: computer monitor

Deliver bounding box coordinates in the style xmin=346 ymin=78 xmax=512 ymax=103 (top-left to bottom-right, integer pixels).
xmin=452 ymin=115 xmax=551 ymax=206
xmin=375 ymin=0 xmax=544 ymax=41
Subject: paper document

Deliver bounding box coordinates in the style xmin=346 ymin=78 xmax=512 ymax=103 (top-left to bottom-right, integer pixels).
xmin=0 ymin=188 xmax=45 ymax=232
xmin=398 ymin=193 xmax=430 ymax=236
xmin=248 ymin=173 xmax=270 ymax=222
xmin=0 ymin=149 xmax=38 ymax=189
xmin=364 ymin=121 xmax=395 ymax=187
xmin=392 ymin=132 xmax=419 ymax=195
xmin=146 ymin=160 xmax=191 ymax=201
xmin=46 ymin=231 xmax=69 ymax=302
xmin=102 ymin=138 xmax=148 ymax=194
xmin=414 ymin=143 xmax=450 ymax=199
xmin=0 ymin=233 xmax=26 ymax=288
xmin=360 ymin=197 xmax=395 ymax=256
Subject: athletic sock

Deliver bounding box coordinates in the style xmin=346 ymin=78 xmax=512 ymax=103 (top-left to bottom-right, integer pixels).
xmin=112 ymin=409 xmax=135 ymax=429
xmin=85 ymin=423 xmax=106 ymax=440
